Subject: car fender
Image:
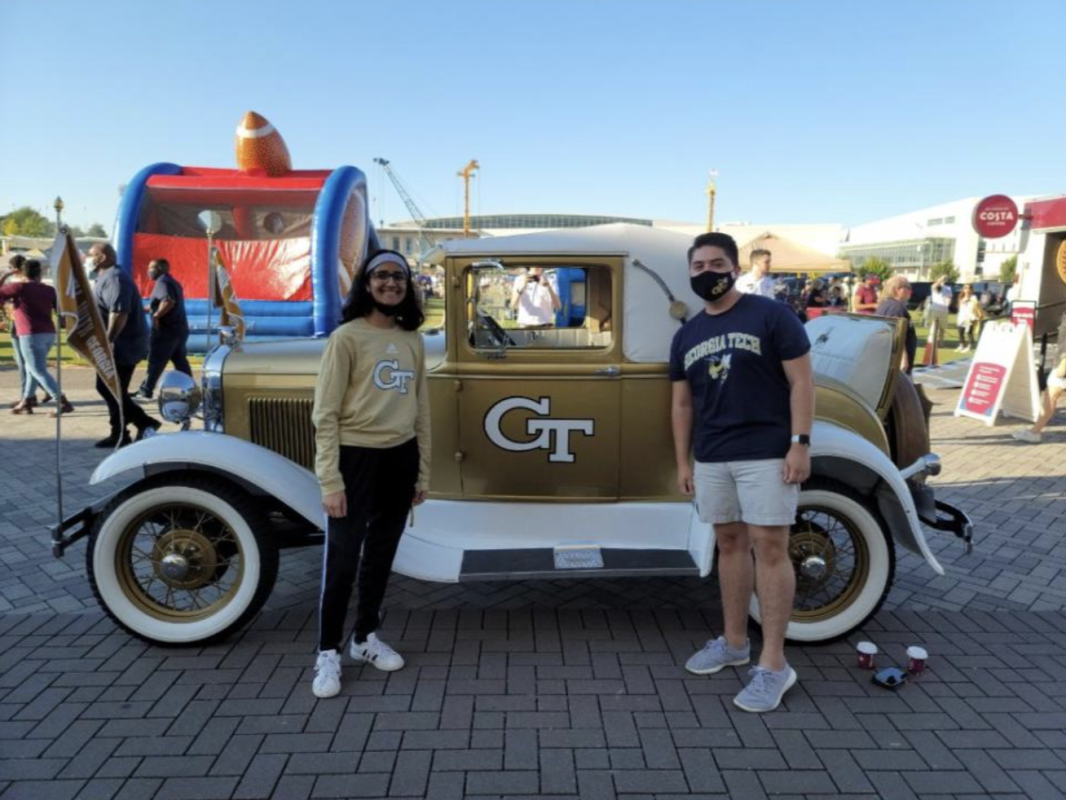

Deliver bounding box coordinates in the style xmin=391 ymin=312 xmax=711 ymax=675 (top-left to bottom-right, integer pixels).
xmin=90 ymin=432 xmax=323 ymax=528
xmin=810 ymin=420 xmax=944 ymax=575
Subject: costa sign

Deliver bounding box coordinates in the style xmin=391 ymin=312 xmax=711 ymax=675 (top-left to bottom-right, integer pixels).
xmin=972 ymin=195 xmax=1019 ymax=238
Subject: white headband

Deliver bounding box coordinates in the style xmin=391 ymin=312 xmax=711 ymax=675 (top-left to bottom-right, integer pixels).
xmin=365 ymin=252 xmax=411 ymax=276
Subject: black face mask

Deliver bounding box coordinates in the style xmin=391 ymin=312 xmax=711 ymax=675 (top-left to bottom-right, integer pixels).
xmin=372 ymin=300 xmax=402 ymax=317
xmin=691 ymin=270 xmax=736 ymax=302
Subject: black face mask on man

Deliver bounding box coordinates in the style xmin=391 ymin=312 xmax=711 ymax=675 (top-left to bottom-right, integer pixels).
xmin=690 ymin=269 xmax=736 ymax=302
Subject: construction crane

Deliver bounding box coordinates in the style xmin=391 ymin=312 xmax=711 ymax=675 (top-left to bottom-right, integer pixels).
xmin=372 ymin=157 xmax=434 ymax=259
xmin=457 ymin=159 xmax=479 ymax=237
xmin=705 ymin=169 xmax=719 ymax=232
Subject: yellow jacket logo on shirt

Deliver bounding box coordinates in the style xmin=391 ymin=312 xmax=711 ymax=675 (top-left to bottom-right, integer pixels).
xmin=373 ymin=359 xmax=415 ymax=394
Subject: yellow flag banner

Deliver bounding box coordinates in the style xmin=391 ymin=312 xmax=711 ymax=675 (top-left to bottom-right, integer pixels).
xmin=211 ymin=246 xmax=246 ymax=341
xmin=52 ymin=230 xmax=123 ymax=409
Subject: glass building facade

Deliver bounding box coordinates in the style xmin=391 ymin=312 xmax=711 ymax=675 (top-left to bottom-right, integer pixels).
xmin=839 ymin=237 xmax=955 ymax=277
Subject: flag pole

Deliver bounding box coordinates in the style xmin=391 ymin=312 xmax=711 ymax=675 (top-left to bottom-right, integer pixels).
xmin=206 ymin=233 xmax=214 ymax=352
xmin=54 ymin=230 xmax=66 ymax=531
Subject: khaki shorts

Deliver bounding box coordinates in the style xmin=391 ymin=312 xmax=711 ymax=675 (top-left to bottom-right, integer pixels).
xmin=694 ymin=459 xmax=799 ymax=527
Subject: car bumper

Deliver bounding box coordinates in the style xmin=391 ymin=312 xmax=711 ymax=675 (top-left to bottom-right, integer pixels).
xmin=908 ymin=478 xmax=974 ymax=551
xmin=49 ymin=494 xmax=115 ymax=558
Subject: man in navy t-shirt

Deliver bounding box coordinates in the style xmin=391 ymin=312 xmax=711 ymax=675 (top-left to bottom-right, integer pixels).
xmin=138 ymin=259 xmax=192 ymax=399
xmin=670 ymin=232 xmax=814 ymax=713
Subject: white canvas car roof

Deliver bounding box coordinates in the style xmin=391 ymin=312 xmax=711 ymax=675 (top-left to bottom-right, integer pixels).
xmin=431 ymin=223 xmax=702 ymax=363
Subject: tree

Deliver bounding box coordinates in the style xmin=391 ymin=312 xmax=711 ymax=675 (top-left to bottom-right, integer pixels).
xmin=857 ymin=256 xmax=893 ymax=285
xmin=999 ymin=255 xmax=1017 ymax=285
xmin=928 ymin=260 xmax=959 ymax=284
xmin=87 ymin=223 xmax=107 ymax=238
xmin=1 ymin=206 xmax=55 ymax=237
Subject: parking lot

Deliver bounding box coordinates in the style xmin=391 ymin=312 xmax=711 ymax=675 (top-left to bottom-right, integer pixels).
xmin=2 ymin=365 xmax=1065 ymax=799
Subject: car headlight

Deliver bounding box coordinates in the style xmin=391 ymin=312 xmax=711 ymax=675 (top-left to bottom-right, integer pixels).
xmin=158 ymin=371 xmax=202 ymax=427
xmin=201 ymin=343 xmax=231 ymax=432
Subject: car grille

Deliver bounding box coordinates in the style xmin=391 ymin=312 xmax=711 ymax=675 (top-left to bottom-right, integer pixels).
xmin=248 ymin=397 xmax=315 ymax=470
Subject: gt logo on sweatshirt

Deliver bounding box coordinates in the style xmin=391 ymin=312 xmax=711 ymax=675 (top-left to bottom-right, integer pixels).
xmin=373 ymin=359 xmax=415 ymax=394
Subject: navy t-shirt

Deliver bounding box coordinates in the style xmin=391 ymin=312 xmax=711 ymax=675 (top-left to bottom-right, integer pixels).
xmin=150 ymin=274 xmax=189 ymax=336
xmin=669 ymin=294 xmax=811 ymax=462
xmin=94 ymin=267 xmax=148 ymax=365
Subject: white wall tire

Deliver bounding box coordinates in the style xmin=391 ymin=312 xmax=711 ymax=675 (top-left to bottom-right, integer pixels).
xmin=87 ymin=478 xmax=278 ymax=646
xmin=749 ymin=479 xmax=894 ymax=643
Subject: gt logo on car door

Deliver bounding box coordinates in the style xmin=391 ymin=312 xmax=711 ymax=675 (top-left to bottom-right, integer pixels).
xmin=484 ymin=396 xmax=594 ymax=463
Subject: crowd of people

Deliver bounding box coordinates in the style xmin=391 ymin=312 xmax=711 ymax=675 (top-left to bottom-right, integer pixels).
xmin=2 ymin=245 xmax=192 ymax=446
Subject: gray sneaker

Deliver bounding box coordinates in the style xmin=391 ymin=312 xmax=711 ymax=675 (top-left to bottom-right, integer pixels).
xmin=685 ymin=636 xmax=751 ymax=675
xmin=733 ymin=664 xmax=798 ymax=713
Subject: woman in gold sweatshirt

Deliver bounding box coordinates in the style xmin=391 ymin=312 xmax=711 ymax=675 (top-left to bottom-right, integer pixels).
xmin=311 ymin=250 xmax=431 ymax=699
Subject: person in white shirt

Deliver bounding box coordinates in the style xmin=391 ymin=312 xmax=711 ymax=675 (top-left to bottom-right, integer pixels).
xmin=928 ymin=277 xmax=952 ymax=345
xmin=511 ymin=267 xmax=561 ymax=327
xmin=736 ymin=249 xmax=777 ymax=298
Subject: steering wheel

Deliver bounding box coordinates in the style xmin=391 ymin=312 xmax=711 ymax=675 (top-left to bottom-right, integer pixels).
xmin=479 ymin=313 xmax=516 ymax=347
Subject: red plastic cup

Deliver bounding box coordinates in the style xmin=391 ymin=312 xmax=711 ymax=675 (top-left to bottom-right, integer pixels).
xmin=856 ymin=641 xmax=878 ymax=669
xmin=907 ymin=646 xmax=928 ymax=675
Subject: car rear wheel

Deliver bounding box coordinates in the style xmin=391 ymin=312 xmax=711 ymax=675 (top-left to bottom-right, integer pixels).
xmin=749 ymin=478 xmax=894 ymax=643
xmin=87 ymin=477 xmax=279 ymax=646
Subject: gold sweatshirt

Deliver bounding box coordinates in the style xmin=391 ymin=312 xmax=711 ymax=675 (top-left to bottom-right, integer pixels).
xmin=312 ymin=318 xmax=431 ymax=496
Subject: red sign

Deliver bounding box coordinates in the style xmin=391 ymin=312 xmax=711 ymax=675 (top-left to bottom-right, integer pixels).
xmin=960 ymin=363 xmax=1007 ymax=417
xmin=1027 ymin=196 xmax=1066 ymax=232
xmin=1011 ymin=301 xmax=1035 ymax=331
xmin=972 ymin=195 xmax=1019 ymax=239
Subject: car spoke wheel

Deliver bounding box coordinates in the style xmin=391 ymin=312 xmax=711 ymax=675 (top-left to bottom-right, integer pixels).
xmin=116 ymin=504 xmax=244 ymax=621
xmin=89 ymin=478 xmax=279 ymax=646
xmin=749 ymin=479 xmax=893 ymax=643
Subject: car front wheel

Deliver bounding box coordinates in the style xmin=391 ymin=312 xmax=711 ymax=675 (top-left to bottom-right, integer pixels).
xmin=87 ymin=477 xmax=279 ymax=646
xmin=749 ymin=478 xmax=894 ymax=643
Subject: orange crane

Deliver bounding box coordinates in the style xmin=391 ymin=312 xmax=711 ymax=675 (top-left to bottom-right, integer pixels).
xmin=457 ymin=159 xmax=479 ymax=237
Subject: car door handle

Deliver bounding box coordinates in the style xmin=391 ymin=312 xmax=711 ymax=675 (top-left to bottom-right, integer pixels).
xmin=595 ymin=366 xmax=620 ymax=376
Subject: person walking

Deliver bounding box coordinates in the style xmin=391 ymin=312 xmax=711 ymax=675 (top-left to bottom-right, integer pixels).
xmin=1012 ymin=355 xmax=1066 ymax=444
xmin=2 ymin=255 xmax=47 ymax=409
xmin=671 ymin=232 xmax=814 ymax=713
xmin=875 ymin=275 xmax=917 ymax=374
xmin=137 ymin=259 xmax=191 ymax=399
xmin=0 ymin=260 xmax=72 ymax=415
xmin=311 ymin=250 xmax=431 ymax=699
xmin=955 ymin=284 xmax=981 ymax=353
xmin=928 ymin=276 xmax=953 ymax=345
xmin=85 ymin=243 xmax=161 ymax=447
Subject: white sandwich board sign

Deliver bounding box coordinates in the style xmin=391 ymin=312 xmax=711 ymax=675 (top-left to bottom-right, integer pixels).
xmin=955 ymin=322 xmax=1041 ymax=426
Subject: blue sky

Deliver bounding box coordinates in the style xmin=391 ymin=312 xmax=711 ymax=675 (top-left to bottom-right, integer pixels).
xmin=2 ymin=1 xmax=1063 ymax=232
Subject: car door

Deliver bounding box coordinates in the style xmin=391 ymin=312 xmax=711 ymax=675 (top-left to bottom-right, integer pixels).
xmin=453 ymin=256 xmax=622 ymax=500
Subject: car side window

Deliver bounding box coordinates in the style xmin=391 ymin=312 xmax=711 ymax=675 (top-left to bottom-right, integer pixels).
xmin=467 ymin=265 xmax=613 ymax=350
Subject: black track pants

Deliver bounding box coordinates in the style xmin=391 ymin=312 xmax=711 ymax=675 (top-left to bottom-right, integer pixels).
xmin=317 ymin=439 xmax=419 ymax=652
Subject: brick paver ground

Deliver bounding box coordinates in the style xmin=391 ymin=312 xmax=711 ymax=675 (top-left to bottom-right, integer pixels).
xmin=2 ymin=364 xmax=1065 ymax=799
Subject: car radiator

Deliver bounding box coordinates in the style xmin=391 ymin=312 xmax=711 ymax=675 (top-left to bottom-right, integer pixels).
xmin=248 ymin=396 xmax=316 ymax=471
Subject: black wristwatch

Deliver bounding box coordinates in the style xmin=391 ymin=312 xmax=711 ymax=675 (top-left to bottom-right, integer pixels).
xmin=791 ymin=434 xmax=811 ymax=446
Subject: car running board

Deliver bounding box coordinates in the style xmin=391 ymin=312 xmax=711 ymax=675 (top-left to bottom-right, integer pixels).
xmin=459 ymin=546 xmax=700 ymax=581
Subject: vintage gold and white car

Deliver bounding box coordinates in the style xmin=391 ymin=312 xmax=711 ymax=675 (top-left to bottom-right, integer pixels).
xmin=53 ymin=225 xmax=972 ymax=646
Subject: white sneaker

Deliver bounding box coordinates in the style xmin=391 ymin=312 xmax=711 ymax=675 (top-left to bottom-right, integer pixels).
xmin=1012 ymin=429 xmax=1042 ymax=444
xmin=955 ymin=346 xmax=964 ymax=352
xmin=350 ymin=632 xmax=405 ymax=672
xmin=312 ymin=649 xmax=342 ymax=698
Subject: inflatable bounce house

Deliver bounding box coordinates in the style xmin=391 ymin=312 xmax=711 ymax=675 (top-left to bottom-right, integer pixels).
xmin=113 ymin=112 xmax=379 ymax=349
